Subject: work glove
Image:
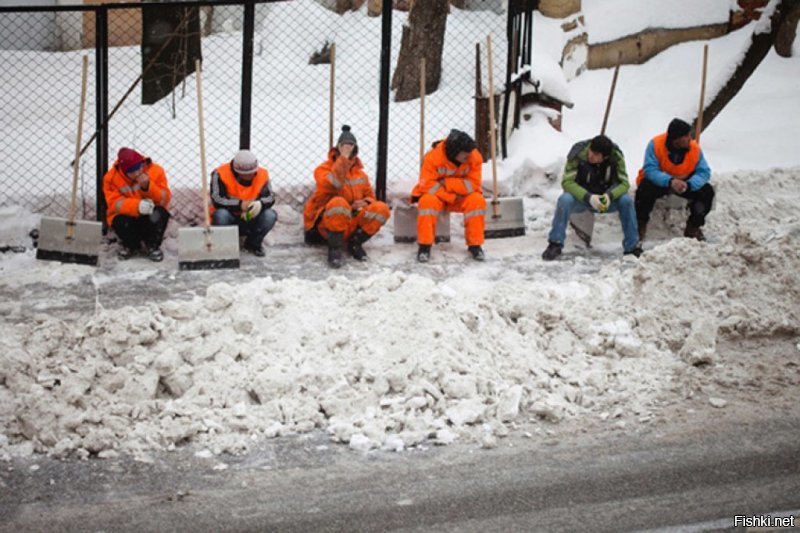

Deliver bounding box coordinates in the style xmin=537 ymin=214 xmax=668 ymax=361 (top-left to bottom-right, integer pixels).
xmin=241 ymin=200 xmax=262 ymax=222
xmin=138 ymin=198 xmax=155 ymax=215
xmin=589 ymin=194 xmax=610 ymax=213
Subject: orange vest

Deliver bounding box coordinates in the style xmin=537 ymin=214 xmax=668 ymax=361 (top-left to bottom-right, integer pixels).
xmin=637 ymin=132 xmax=701 ymax=186
xmin=211 ymin=163 xmax=269 ymax=214
xmin=103 ymin=159 xmax=171 ymax=225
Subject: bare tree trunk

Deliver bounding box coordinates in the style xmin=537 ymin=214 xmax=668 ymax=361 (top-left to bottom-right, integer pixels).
xmin=775 ymin=1 xmax=800 ymax=57
xmin=391 ymin=0 xmax=449 ymax=102
xmin=693 ymin=0 xmax=794 ymax=135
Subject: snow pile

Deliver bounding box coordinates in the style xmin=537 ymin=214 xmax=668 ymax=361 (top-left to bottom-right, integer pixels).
xmin=1 ymin=198 xmax=797 ymax=458
xmin=582 ymin=0 xmax=732 ymax=44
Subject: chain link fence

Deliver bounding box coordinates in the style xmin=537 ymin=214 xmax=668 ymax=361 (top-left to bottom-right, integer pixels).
xmin=0 ymin=0 xmax=510 ymax=225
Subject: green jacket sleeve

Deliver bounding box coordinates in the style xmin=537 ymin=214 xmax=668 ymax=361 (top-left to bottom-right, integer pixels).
xmin=607 ymin=146 xmax=630 ymax=201
xmin=561 ymin=142 xmax=590 ymax=202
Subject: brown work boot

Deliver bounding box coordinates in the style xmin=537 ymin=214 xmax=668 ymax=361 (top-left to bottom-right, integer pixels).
xmin=638 ymin=222 xmax=647 ymax=242
xmin=683 ymin=222 xmax=705 ymax=241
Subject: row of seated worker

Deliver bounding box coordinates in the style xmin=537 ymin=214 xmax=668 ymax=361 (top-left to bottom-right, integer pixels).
xmin=104 ymin=119 xmax=712 ymax=266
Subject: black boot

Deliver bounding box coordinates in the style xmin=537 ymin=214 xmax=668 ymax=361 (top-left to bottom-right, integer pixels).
xmin=347 ymin=228 xmax=371 ymax=262
xmin=328 ymin=231 xmax=344 ymax=268
xmin=683 ymin=221 xmax=705 ymax=241
xmin=417 ymin=244 xmax=432 ymax=263
xmin=468 ymin=245 xmax=485 ymax=261
xmin=541 ymin=241 xmax=563 ymax=261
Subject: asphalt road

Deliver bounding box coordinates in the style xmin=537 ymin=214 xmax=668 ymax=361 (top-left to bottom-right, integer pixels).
xmin=2 ymin=414 xmax=798 ymax=532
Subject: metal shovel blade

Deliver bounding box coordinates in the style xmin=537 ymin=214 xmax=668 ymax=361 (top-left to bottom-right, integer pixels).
xmin=36 ymin=216 xmax=102 ymax=266
xmin=569 ymin=210 xmax=595 ymax=247
xmin=177 ymin=226 xmax=240 ymax=270
xmin=393 ymin=202 xmax=451 ymax=243
xmin=484 ymin=197 xmax=526 ymax=239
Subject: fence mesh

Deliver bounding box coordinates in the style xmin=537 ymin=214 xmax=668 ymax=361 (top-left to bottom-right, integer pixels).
xmin=0 ymin=1 xmax=509 ymax=226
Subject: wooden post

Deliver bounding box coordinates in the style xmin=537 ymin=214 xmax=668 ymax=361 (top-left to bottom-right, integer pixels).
xmin=696 ymin=44 xmax=709 ymax=143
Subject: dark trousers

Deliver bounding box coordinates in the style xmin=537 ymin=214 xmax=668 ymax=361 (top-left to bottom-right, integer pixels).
xmin=211 ymin=207 xmax=277 ymax=250
xmin=635 ymin=180 xmax=715 ymax=227
xmin=111 ymin=206 xmax=170 ymax=251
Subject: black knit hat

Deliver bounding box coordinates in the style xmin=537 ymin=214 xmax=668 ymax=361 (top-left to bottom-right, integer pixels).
xmin=444 ymin=129 xmax=476 ymax=164
xmin=337 ymin=124 xmax=357 ymax=146
xmin=666 ymin=118 xmax=692 ymax=147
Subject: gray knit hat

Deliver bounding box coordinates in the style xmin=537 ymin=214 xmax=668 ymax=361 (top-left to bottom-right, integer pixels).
xmin=337 ymin=125 xmax=357 ymax=146
xmin=232 ymin=150 xmax=258 ymax=175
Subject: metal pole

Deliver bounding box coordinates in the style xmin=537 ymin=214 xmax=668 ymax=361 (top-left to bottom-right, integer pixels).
xmin=240 ymin=0 xmax=255 ymax=149
xmin=375 ymin=0 xmax=392 ymax=202
xmin=96 ymin=6 xmax=109 ymax=225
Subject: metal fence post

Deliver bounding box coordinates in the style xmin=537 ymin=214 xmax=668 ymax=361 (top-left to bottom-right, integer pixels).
xmin=96 ymin=5 xmax=109 ymax=225
xmin=375 ymin=0 xmax=392 ymax=202
xmin=240 ymin=0 xmax=255 ymax=150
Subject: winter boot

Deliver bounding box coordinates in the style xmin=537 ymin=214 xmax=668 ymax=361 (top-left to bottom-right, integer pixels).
xmin=347 ymin=228 xmax=371 ymax=262
xmin=147 ymin=247 xmax=164 ymax=262
xmin=623 ymin=244 xmax=643 ymax=258
xmin=541 ymin=241 xmax=563 ymax=261
xmin=417 ymin=244 xmax=432 ymax=263
xmin=683 ymin=221 xmax=705 ymax=241
xmin=327 ymin=231 xmax=344 ymax=268
xmin=244 ymin=243 xmax=265 ymax=257
xmin=638 ymin=221 xmax=647 ymax=243
xmin=118 ymin=246 xmax=135 ymax=260
xmin=468 ymin=245 xmax=485 ymax=261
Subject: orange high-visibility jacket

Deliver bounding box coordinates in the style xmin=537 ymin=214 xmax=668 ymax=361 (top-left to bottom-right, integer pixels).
xmin=303 ymin=148 xmax=376 ymax=231
xmin=636 ymin=132 xmax=701 ymax=186
xmin=210 ymin=162 xmax=272 ymax=216
xmin=103 ymin=158 xmax=171 ymax=226
xmin=411 ymin=140 xmax=483 ymax=203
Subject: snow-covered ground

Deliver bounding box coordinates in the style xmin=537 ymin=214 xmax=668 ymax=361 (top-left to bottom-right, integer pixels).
xmin=1 ymin=11 xmax=799 ymax=460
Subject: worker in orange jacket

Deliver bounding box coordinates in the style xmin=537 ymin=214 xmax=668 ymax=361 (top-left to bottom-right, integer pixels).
xmin=103 ymin=147 xmax=172 ymax=261
xmin=411 ymin=129 xmax=486 ymax=263
xmin=210 ymin=150 xmax=277 ymax=257
xmin=303 ymin=125 xmax=390 ymax=268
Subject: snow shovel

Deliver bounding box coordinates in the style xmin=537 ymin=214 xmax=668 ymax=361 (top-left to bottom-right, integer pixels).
xmin=37 ymin=55 xmax=103 ymax=266
xmin=178 ymin=59 xmax=239 ymax=270
xmin=483 ymin=35 xmax=525 ymax=239
xmin=394 ymin=57 xmax=451 ymax=243
xmin=569 ymin=59 xmax=621 ymax=247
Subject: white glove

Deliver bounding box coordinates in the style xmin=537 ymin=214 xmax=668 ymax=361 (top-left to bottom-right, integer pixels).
xmin=589 ymin=194 xmax=610 ymax=213
xmin=138 ymin=198 xmax=155 ymax=215
xmin=241 ymin=200 xmax=262 ymax=221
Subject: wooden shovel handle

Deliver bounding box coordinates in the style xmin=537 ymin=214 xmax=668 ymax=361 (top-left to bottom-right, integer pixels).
xmin=67 ymin=55 xmax=89 ymax=236
xmin=329 ymin=43 xmax=336 ymax=149
xmin=420 ymin=57 xmax=426 ymax=167
xmin=600 ymin=62 xmax=620 ymax=136
xmin=195 ymin=59 xmax=212 ymax=240
xmin=696 ymin=44 xmax=709 ymax=143
xmin=486 ymin=35 xmax=500 ymax=217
